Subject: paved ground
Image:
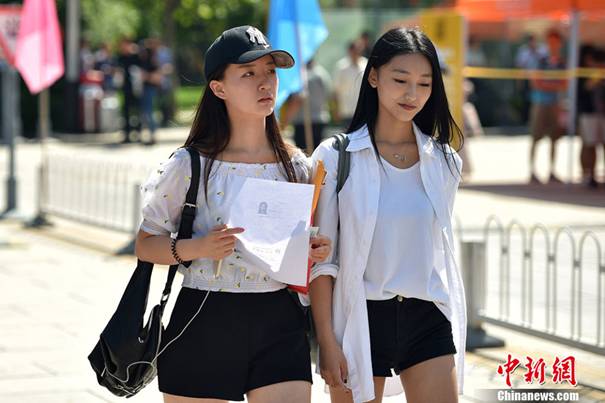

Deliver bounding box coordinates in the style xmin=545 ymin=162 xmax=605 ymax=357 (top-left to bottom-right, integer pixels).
xmin=1 ymin=127 xmax=604 ymax=402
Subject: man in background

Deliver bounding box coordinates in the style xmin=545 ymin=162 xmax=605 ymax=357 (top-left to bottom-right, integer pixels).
xmin=283 ymin=59 xmax=331 ymax=151
xmin=516 ymin=34 xmax=546 ymax=125
xmin=332 ymin=41 xmax=367 ymax=129
xmin=528 ymin=29 xmax=567 ymax=184
xmin=116 ymin=38 xmax=142 ymax=143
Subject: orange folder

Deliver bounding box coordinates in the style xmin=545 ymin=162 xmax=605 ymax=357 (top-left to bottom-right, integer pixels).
xmin=288 ymin=160 xmax=327 ymax=294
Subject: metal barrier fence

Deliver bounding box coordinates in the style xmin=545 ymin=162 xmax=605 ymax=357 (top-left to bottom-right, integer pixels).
xmin=38 ymin=152 xmax=151 ymax=235
xmin=462 ymin=216 xmax=605 ymax=355
xmin=34 ymin=153 xmax=605 ymax=355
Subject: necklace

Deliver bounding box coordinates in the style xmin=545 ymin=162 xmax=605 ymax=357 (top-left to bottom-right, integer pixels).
xmin=376 ymin=138 xmax=415 ymax=163
xmin=393 ymin=153 xmax=406 ymax=162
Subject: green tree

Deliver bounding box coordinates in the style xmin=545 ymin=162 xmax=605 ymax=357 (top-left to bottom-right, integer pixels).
xmin=77 ymin=0 xmax=268 ymax=83
xmin=81 ymin=0 xmax=141 ymax=46
xmin=170 ymin=0 xmax=267 ymax=81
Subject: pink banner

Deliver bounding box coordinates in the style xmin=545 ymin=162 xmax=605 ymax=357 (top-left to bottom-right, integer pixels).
xmin=14 ymin=0 xmax=64 ymax=94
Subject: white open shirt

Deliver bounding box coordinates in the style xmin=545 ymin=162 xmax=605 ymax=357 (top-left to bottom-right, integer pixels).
xmin=305 ymin=124 xmax=466 ymax=403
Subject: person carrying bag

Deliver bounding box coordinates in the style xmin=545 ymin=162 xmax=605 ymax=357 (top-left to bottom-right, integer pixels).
xmin=88 ymin=146 xmax=205 ymax=397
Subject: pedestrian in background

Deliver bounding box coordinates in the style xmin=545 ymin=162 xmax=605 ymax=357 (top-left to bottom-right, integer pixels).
xmin=528 ymin=29 xmax=567 ymax=184
xmin=79 ymin=39 xmax=95 ymax=75
xmin=577 ymin=45 xmax=604 ymax=188
xmin=155 ymin=38 xmax=176 ymax=127
xmin=140 ymin=40 xmax=161 ymax=145
xmin=515 ymin=34 xmax=546 ymax=125
xmin=116 ymin=37 xmax=142 ymax=143
xmin=333 ymin=41 xmax=367 ymax=128
xmin=283 ymin=59 xmax=332 ymax=151
xmin=94 ymin=42 xmax=115 ymax=93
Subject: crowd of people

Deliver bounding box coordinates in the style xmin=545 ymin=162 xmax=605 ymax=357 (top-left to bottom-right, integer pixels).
xmin=471 ymin=29 xmax=604 ymax=188
xmin=519 ymin=29 xmax=605 ymax=188
xmin=77 ymin=29 xmax=604 ymax=188
xmin=79 ymin=37 xmax=175 ymax=145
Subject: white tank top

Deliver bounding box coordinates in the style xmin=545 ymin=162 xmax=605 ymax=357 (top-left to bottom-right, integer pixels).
xmin=363 ymin=157 xmax=448 ymax=305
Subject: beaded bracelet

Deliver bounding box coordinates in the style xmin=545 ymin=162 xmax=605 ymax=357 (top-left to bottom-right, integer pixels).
xmin=170 ymin=238 xmax=186 ymax=265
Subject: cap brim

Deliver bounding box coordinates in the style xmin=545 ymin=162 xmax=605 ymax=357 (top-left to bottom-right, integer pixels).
xmin=236 ymin=49 xmax=295 ymax=69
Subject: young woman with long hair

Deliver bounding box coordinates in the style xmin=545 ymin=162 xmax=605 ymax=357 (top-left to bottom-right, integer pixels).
xmin=135 ymin=26 xmax=331 ymax=403
xmin=308 ymin=27 xmax=466 ymax=403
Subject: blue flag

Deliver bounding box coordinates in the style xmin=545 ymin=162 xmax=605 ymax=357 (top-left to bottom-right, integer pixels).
xmin=268 ymin=0 xmax=329 ymax=110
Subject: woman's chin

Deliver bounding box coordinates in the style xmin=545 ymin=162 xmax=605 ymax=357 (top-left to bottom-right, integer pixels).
xmin=390 ymin=108 xmax=417 ymax=123
xmin=256 ymin=104 xmax=275 ymax=117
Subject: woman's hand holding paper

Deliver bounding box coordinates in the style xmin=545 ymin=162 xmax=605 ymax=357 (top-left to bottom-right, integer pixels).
xmin=197 ymin=224 xmax=245 ymax=260
xmin=309 ymin=234 xmax=332 ymax=263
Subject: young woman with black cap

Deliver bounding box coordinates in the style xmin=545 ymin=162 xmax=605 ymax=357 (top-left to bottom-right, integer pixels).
xmin=135 ymin=25 xmax=331 ymax=403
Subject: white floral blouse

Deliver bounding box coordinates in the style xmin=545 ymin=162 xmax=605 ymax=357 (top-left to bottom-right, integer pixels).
xmin=140 ymin=147 xmax=312 ymax=293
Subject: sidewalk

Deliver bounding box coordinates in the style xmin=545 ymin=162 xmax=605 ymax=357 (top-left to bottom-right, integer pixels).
xmin=1 ymin=127 xmax=605 ymax=402
xmin=1 ymin=222 xmax=604 ymax=402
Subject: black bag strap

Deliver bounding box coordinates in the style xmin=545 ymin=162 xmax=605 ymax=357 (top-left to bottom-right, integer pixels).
xmin=331 ymin=133 xmax=351 ymax=194
xmin=160 ymin=146 xmax=201 ymax=307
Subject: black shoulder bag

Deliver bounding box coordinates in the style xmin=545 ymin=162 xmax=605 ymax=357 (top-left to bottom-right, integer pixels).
xmin=88 ymin=147 xmax=205 ymax=397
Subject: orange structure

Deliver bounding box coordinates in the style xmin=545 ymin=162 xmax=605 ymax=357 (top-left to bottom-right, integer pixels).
xmin=455 ymin=0 xmax=605 ymax=21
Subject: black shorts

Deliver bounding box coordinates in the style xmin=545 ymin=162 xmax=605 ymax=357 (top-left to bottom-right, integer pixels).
xmin=366 ymin=297 xmax=456 ymax=377
xmin=157 ymin=287 xmax=312 ymax=401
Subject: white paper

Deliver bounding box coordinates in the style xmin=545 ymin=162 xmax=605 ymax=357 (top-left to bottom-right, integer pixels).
xmin=226 ymin=177 xmax=315 ymax=286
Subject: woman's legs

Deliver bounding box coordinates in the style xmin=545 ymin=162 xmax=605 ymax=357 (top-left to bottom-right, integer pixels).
xmin=329 ymin=357 xmax=457 ymax=403
xmin=399 ymin=355 xmax=458 ymax=403
xmin=164 ymin=383 xmax=311 ymax=403
xmin=247 ymin=380 xmax=311 ymax=403
xmin=369 ymin=377 xmax=386 ymax=403
xmin=163 ymin=393 xmax=226 ymax=403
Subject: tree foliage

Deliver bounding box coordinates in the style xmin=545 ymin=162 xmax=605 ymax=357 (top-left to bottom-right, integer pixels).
xmin=81 ymin=0 xmax=141 ymax=45
xmin=77 ymin=0 xmax=267 ymax=82
xmin=79 ymin=0 xmax=265 ymax=47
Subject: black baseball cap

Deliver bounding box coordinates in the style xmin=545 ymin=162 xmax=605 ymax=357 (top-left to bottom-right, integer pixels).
xmin=204 ymin=25 xmax=295 ymax=81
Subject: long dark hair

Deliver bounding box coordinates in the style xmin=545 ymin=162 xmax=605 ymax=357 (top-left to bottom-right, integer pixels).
xmin=184 ymin=65 xmax=298 ymax=197
xmin=347 ymin=27 xmax=464 ymax=176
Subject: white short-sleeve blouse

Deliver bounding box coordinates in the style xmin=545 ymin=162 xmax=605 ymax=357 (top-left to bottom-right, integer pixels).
xmin=140 ymin=147 xmax=312 ymax=293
